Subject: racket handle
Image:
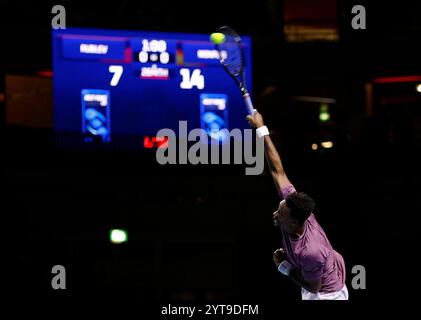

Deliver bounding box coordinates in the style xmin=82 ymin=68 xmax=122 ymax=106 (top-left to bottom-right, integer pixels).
xmin=243 ymin=93 xmax=254 ymax=115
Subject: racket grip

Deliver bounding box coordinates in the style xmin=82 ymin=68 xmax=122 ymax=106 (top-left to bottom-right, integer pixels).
xmin=243 ymin=93 xmax=254 ymax=115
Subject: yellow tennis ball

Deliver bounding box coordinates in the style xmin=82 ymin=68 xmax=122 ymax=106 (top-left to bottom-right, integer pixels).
xmin=210 ymin=32 xmax=225 ymax=45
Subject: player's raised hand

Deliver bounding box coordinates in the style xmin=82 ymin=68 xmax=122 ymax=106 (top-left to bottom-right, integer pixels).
xmin=246 ymin=109 xmax=265 ymax=128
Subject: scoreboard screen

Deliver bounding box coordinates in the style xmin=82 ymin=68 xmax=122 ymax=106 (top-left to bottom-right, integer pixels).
xmin=52 ymin=28 xmax=252 ymax=149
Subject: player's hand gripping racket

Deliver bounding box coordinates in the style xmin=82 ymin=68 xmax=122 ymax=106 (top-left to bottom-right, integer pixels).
xmin=210 ymin=26 xmax=255 ymax=115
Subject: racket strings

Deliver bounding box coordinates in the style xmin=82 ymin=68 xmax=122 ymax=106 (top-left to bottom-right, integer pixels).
xmin=217 ymin=27 xmax=244 ymax=76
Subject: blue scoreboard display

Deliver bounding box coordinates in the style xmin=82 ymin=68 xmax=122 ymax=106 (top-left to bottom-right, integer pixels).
xmin=53 ymin=28 xmax=252 ymax=149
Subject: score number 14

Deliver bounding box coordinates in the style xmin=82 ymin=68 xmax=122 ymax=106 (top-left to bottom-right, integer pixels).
xmin=180 ymin=68 xmax=204 ymax=90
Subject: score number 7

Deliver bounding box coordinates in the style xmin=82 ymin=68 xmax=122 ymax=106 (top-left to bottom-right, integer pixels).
xmin=109 ymin=65 xmax=123 ymax=86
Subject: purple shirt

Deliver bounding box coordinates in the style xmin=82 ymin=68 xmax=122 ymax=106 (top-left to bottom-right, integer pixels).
xmin=280 ymin=184 xmax=346 ymax=293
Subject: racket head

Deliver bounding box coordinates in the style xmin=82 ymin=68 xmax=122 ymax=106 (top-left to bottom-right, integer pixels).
xmin=215 ymin=26 xmax=245 ymax=79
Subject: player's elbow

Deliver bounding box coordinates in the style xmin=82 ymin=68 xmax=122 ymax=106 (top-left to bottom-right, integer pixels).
xmin=307 ymin=287 xmax=320 ymax=294
xmin=272 ymin=170 xmax=290 ymax=188
xmin=271 ymin=166 xmax=286 ymax=178
xmin=306 ymin=279 xmax=322 ymax=294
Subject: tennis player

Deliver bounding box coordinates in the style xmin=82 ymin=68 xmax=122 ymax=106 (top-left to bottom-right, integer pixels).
xmin=247 ymin=110 xmax=348 ymax=300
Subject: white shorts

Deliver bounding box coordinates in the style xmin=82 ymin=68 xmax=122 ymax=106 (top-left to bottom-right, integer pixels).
xmin=301 ymin=285 xmax=349 ymax=300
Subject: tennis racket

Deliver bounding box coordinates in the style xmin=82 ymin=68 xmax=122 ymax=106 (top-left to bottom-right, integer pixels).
xmin=213 ymin=26 xmax=255 ymax=115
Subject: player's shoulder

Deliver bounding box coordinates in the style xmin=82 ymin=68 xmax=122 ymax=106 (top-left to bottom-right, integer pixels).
xmin=307 ymin=212 xmax=317 ymax=223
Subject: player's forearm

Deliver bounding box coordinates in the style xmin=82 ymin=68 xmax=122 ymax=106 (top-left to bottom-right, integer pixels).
xmin=264 ymin=135 xmax=285 ymax=176
xmin=278 ymin=261 xmax=317 ymax=293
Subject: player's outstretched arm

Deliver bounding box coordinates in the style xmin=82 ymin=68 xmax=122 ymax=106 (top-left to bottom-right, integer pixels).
xmin=247 ymin=111 xmax=291 ymax=193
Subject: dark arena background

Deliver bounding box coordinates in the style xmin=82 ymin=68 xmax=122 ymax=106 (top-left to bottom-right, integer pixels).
xmin=1 ymin=0 xmax=418 ymax=316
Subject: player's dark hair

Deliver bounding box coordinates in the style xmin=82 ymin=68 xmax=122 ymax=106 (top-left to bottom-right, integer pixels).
xmin=285 ymin=192 xmax=315 ymax=225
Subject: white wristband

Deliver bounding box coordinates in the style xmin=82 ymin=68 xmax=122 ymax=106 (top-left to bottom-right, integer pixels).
xmin=256 ymin=126 xmax=269 ymax=138
xmin=278 ymin=260 xmax=292 ymax=276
